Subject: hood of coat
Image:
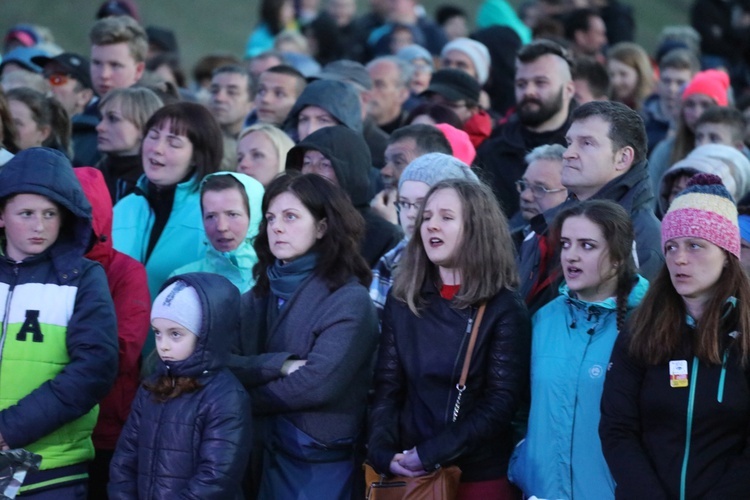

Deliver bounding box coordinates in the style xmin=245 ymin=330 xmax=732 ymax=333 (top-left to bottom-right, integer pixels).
xmin=0 ymin=147 xmax=92 ymax=269
xmin=286 ymin=125 xmax=372 ymax=207
xmin=200 ymin=171 xmax=265 ymax=258
xmin=559 ymin=274 xmax=649 ymax=331
xmin=155 ymin=272 xmax=241 ymax=378
xmin=74 ymin=167 xmax=114 ymax=268
xmin=658 ymin=156 xmax=738 ymax=214
xmin=284 ymin=79 xmax=363 ymax=135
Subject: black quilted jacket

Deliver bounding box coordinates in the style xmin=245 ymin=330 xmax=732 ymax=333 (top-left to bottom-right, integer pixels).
xmin=368 ymin=284 xmax=530 ymax=482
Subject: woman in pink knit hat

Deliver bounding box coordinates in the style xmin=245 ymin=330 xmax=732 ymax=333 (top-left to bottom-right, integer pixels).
xmin=601 ymin=173 xmax=750 ymax=498
xmin=648 ymin=69 xmax=731 ymax=199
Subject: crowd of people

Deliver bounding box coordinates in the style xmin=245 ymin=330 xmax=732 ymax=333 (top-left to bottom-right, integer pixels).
xmin=1 ymin=0 xmax=750 ymax=498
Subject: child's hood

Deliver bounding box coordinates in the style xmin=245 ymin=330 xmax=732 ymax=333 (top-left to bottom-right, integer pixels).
xmin=156 ymin=272 xmax=241 ymax=377
xmin=0 ymin=147 xmax=92 ymax=263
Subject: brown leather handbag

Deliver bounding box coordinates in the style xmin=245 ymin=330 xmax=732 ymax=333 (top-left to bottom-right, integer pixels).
xmin=364 ymin=304 xmax=487 ymax=500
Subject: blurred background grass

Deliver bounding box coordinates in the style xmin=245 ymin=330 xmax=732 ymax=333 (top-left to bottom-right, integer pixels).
xmin=1 ymin=0 xmax=688 ymax=75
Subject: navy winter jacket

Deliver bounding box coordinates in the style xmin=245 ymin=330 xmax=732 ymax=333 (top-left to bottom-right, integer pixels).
xmin=109 ymin=273 xmax=252 ymax=500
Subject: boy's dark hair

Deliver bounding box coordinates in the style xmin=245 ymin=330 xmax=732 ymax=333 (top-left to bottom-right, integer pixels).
xmin=389 ymin=124 xmax=453 ymax=156
xmin=263 ymin=64 xmax=307 ymax=95
xmin=695 ymin=105 xmax=746 ymax=144
xmin=571 ymin=100 xmax=647 ymax=164
xmin=572 ymin=56 xmax=610 ymax=100
xmin=200 ymin=174 xmax=250 ymax=216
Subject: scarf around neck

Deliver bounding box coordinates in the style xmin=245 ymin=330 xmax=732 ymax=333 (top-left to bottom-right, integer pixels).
xmin=267 ymin=252 xmax=319 ymax=301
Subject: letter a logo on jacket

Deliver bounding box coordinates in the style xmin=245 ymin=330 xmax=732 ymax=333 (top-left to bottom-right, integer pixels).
xmin=16 ymin=310 xmax=43 ymax=342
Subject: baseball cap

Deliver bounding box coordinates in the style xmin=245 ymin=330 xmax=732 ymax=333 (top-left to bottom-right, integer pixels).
xmin=32 ymin=52 xmax=93 ymax=90
xmin=0 ymin=46 xmax=47 ymax=74
xmin=421 ymin=68 xmax=481 ymax=103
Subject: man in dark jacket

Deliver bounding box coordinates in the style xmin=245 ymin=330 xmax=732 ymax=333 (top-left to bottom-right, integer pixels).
xmin=475 ymin=39 xmax=576 ymax=215
xmin=286 ymin=126 xmax=402 ymax=266
xmin=562 ymin=100 xmax=663 ymax=280
xmin=518 ymin=101 xmax=663 ymax=315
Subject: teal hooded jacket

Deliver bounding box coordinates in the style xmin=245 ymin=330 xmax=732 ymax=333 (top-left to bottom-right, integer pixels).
xmin=172 ymin=172 xmax=265 ymax=293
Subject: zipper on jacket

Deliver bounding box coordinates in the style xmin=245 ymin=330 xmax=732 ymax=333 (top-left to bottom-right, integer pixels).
xmin=0 ymin=265 xmax=20 ymax=370
xmin=568 ymin=331 xmax=595 ymax=498
xmin=444 ymin=311 xmax=474 ymax=424
xmin=679 ymin=356 xmax=699 ymax=500
xmin=717 ymin=348 xmax=729 ymax=403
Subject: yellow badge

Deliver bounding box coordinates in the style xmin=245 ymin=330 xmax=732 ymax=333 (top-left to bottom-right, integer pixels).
xmin=669 ymin=360 xmax=689 ymax=388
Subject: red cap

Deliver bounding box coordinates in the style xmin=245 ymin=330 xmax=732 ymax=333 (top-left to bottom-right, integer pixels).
xmin=681 ymin=69 xmax=730 ymax=106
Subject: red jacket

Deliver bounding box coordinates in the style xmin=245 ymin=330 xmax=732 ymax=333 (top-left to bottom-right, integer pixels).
xmin=74 ymin=167 xmax=151 ymax=449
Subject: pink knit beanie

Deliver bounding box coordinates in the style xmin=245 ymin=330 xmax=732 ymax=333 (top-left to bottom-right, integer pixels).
xmin=681 ymin=69 xmax=730 ymax=106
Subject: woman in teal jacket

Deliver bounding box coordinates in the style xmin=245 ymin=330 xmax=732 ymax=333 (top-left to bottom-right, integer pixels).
xmin=112 ymin=102 xmax=223 ymax=303
xmin=508 ymin=200 xmax=647 ymax=499
xmin=172 ymin=172 xmax=265 ymax=293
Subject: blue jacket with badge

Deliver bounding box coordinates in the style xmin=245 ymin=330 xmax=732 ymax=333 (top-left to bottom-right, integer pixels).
xmin=509 ymin=275 xmax=648 ymax=499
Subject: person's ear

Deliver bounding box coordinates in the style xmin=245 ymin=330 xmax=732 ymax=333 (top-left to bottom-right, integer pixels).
xmin=615 ymin=146 xmax=635 ymax=171
xmin=316 ymin=217 xmax=328 ymax=239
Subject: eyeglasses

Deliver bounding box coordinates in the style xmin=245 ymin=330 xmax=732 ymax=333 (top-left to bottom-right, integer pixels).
xmin=48 ymin=74 xmax=70 ymax=87
xmin=394 ymin=200 xmax=422 ymax=212
xmin=515 ymin=180 xmax=566 ymax=199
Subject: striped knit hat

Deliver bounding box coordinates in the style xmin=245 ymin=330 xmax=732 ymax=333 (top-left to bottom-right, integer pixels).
xmin=662 ymin=173 xmax=739 ymax=257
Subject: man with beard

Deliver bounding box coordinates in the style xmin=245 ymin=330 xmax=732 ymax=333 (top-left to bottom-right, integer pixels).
xmin=475 ymin=39 xmax=575 ymax=215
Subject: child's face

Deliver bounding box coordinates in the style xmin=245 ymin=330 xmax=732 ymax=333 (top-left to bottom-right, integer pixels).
xmin=0 ymin=194 xmax=61 ymax=262
xmin=695 ymin=122 xmax=737 ymax=148
xmin=152 ymin=317 xmax=198 ymax=362
xmin=202 ymin=188 xmax=250 ymax=253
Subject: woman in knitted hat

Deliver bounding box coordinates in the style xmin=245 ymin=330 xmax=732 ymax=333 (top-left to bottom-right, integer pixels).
xmin=600 ymin=173 xmax=750 ymax=498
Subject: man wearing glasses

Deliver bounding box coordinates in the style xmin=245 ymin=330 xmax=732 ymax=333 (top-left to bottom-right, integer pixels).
xmin=32 ymin=52 xmax=98 ymax=167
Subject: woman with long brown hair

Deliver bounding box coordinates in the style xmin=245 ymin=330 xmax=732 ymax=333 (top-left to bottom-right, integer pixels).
xmin=368 ymin=179 xmax=530 ymax=499
xmin=601 ymin=173 xmax=750 ymax=498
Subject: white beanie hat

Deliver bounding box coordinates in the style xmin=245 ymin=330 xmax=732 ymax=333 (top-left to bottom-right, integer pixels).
xmin=151 ymin=280 xmax=203 ymax=336
xmin=441 ymin=38 xmax=491 ymax=85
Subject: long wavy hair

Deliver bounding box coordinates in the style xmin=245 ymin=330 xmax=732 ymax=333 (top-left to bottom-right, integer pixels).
xmin=629 ymin=256 xmax=750 ymax=366
xmin=550 ymin=200 xmax=638 ymax=332
xmin=392 ymin=179 xmax=517 ymax=314
xmin=252 ymin=172 xmax=371 ymax=294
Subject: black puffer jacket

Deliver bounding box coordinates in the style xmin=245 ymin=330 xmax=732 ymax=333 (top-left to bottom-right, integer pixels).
xmin=368 ymin=284 xmax=530 ymax=482
xmin=109 ymin=273 xmax=252 ymax=500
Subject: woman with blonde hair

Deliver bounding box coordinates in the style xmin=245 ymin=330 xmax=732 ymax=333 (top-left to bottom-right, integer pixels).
xmin=96 ymin=86 xmax=163 ymax=203
xmin=236 ymin=123 xmax=294 ymax=186
xmin=607 ymin=42 xmax=655 ymax=111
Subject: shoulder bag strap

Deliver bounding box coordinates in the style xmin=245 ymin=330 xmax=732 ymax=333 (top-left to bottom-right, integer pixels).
xmin=452 ymin=303 xmax=486 ymax=422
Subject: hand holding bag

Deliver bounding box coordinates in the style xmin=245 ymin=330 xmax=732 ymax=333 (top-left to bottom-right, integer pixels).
xmin=365 ymin=304 xmax=487 ymax=500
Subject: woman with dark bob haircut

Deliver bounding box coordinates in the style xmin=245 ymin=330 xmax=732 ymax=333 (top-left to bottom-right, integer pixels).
xmin=229 ymin=173 xmax=379 ymax=499
xmin=112 ymin=102 xmax=223 ymax=353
